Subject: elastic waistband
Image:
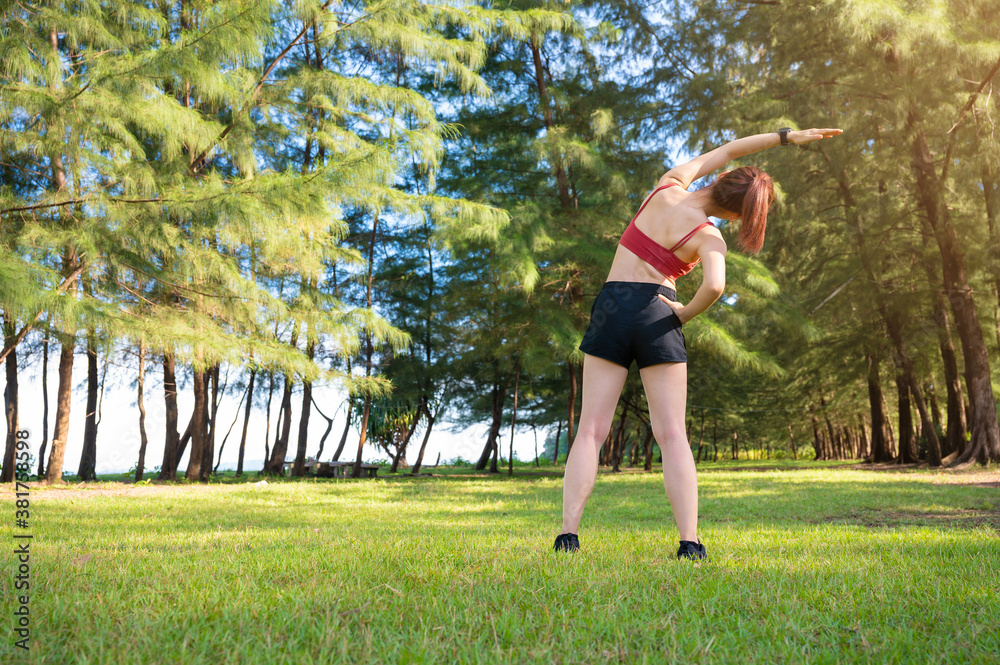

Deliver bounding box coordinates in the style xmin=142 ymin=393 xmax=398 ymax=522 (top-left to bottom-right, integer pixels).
xmin=601 ymin=281 xmax=677 ymax=297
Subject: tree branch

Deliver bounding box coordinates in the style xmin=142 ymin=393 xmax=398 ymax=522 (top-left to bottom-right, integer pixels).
xmin=189 ymin=0 xmax=336 ymax=173
xmin=942 ymin=54 xmax=1000 ymax=182
xmin=0 ymin=261 xmax=86 ymax=363
xmin=1 ymin=197 xmax=166 ymax=216
xmin=774 ymin=80 xmax=839 ymax=100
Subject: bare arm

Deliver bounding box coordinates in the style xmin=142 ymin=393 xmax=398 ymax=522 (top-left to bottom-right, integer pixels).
xmin=658 ymin=234 xmax=727 ymax=323
xmin=659 ymin=128 xmax=843 ymax=190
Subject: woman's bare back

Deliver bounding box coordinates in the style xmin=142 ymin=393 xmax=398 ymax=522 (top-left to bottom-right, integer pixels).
xmin=605 ymin=186 xmax=720 ymax=286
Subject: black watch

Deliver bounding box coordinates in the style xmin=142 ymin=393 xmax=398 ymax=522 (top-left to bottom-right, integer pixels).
xmin=778 ymin=127 xmax=792 ymax=146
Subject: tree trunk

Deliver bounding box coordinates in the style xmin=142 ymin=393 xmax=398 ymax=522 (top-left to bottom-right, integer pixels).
xmin=711 ymin=419 xmax=718 ymax=462
xmin=213 ymin=381 xmax=249 ymax=475
xmin=566 ymin=360 xmax=577 ymax=454
xmin=37 ymin=322 xmax=50 ymax=478
xmin=332 ymin=399 xmax=352 ymax=461
xmin=310 ymin=397 xmax=334 ymax=460
xmin=158 ymin=351 xmax=180 ymax=480
xmin=476 ymin=373 xmax=506 ymax=471
xmin=45 ymin=333 xmax=75 ymax=484
xmin=185 ymin=368 xmax=208 ymax=481
xmin=811 ymin=414 xmax=823 ymax=460
xmin=615 ymin=425 xmax=630 ymax=470
xmin=293 ymin=334 xmax=316 ymax=477
xmin=351 ymin=397 xmax=372 ymax=479
xmin=642 ymin=427 xmax=654 ymax=471
xmin=884 ymin=309 xmax=942 ymax=465
xmin=787 ymin=424 xmax=797 ymax=460
xmin=77 ymin=327 xmax=98 ymax=481
xmin=866 ymin=352 xmax=893 ymax=462
xmin=731 ymin=430 xmax=738 ymax=460
xmin=927 ymin=286 xmax=967 ymax=456
xmin=926 ymin=381 xmax=942 ymax=437
xmin=267 ymin=322 xmax=300 ymax=476
xmin=262 ymin=371 xmax=275 ymax=469
xmin=821 ymin=395 xmax=837 ymax=461
xmin=552 ymin=420 xmax=562 ymax=463
xmin=201 ymin=364 xmax=220 ymax=480
xmin=411 ymin=403 xmax=439 ymax=475
xmin=489 ymin=417 xmax=501 ymax=474
xmin=895 ymin=374 xmax=917 ymax=464
xmin=135 ymin=341 xmax=149 ymax=483
xmin=407 ymin=202 xmax=439 ymax=476
xmin=1 ymin=316 xmax=19 ymax=483
xmin=858 ymin=417 xmax=870 ymax=459
xmin=175 ymin=413 xmax=194 ymax=471
xmin=267 ymin=373 xmax=294 ymax=475
xmin=530 ymin=37 xmax=571 ymax=207
xmin=600 ymin=431 xmax=611 ymax=467
xmin=508 ymin=366 xmax=520 ymax=477
xmin=908 ymin=111 xmax=1000 ymax=464
xmin=611 ymin=406 xmax=627 ymax=473
xmin=42 ymin=28 xmax=77 ymax=485
xmin=883 ymin=390 xmax=897 ymax=458
xmin=236 ymin=368 xmax=255 ymax=476
xmin=979 ymin=117 xmax=1000 ymax=356
xmin=696 ymin=411 xmax=706 ymax=464
xmin=353 ymin=206 xmax=381 ymax=480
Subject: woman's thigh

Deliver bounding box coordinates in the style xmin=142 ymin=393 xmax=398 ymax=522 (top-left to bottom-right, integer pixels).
xmin=638 ymin=361 xmax=687 ymax=439
xmin=577 ymin=354 xmax=630 ymax=444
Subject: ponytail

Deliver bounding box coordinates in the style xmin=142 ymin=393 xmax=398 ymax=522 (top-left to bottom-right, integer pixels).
xmin=710 ymin=166 xmax=775 ymax=254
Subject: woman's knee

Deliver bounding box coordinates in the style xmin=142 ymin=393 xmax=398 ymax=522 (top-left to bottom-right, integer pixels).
xmin=576 ymin=417 xmax=614 ymax=445
xmin=652 ymin=423 xmax=687 ymax=449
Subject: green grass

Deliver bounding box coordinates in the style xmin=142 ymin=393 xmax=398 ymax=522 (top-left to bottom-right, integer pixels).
xmin=3 ymin=462 xmax=999 ymax=664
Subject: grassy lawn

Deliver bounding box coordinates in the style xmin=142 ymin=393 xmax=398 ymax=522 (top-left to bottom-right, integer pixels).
xmin=3 ymin=461 xmax=998 ymax=664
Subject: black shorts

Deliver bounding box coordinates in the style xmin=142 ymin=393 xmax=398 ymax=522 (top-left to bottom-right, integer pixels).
xmin=578 ymin=281 xmax=686 ymax=369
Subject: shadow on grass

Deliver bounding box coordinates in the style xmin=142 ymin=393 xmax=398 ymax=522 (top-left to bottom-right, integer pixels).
xmin=31 ymin=469 xmax=1000 ymax=553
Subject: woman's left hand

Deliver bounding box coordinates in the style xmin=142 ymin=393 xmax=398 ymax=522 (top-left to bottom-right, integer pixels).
xmin=657 ymin=294 xmax=688 ymax=323
xmin=790 ymin=128 xmax=843 ymax=144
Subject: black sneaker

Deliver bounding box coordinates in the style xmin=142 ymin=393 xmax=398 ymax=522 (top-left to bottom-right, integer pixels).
xmin=553 ymin=533 xmax=580 ymax=553
xmin=677 ymin=540 xmax=707 ymax=560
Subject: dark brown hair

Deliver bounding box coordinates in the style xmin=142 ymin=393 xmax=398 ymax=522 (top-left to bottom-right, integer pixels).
xmin=710 ymin=166 xmax=775 ymax=253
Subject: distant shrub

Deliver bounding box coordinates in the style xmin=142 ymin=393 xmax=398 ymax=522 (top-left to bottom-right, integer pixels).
xmin=124 ymin=464 xmax=160 ymax=479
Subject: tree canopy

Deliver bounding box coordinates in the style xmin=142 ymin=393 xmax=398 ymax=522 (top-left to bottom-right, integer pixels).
xmin=2 ymin=0 xmax=999 ymax=483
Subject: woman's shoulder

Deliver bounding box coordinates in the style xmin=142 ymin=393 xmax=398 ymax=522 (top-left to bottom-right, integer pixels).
xmin=655 ymin=175 xmax=688 ymax=191
xmin=692 ymin=222 xmax=727 ymax=253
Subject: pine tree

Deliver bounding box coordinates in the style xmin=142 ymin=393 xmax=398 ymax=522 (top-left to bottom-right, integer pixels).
xmin=1 ymin=1 xmax=517 ymax=481
xmin=658 ymin=0 xmax=1000 ymax=465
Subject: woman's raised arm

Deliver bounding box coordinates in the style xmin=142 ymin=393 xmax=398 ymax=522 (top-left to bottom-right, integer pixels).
xmin=659 ymin=128 xmax=843 ymax=190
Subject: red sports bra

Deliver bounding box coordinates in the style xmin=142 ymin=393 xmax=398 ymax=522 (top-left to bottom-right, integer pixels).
xmin=619 ymin=183 xmax=713 ymax=280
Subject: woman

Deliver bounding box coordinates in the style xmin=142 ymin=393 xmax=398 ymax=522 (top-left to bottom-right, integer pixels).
xmin=554 ymin=127 xmax=843 ymax=559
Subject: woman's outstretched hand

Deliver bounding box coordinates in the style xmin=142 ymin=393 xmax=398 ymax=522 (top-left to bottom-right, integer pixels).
xmin=789 ymin=128 xmax=843 ymax=144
